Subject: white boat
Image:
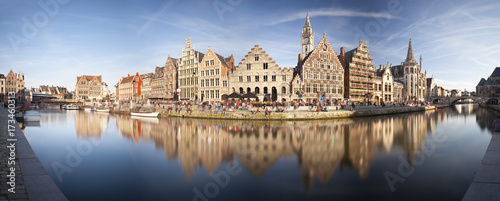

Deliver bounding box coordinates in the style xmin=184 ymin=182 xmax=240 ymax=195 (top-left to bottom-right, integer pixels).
xmin=24 ymin=110 xmax=41 ymax=122
xmin=130 ymin=112 xmax=159 ymax=117
xmin=96 ymin=108 xmax=110 ymax=113
xmin=65 ymin=105 xmax=80 ymax=110
xmin=84 ymin=107 xmax=95 ymax=112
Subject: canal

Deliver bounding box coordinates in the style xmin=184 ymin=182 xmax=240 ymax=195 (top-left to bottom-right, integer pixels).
xmin=22 ymin=104 xmax=495 ymax=201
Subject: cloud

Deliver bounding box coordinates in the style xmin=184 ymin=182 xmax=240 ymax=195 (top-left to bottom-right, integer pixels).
xmin=267 ymin=8 xmax=400 ymax=26
xmin=137 ymin=0 xmax=178 ymax=35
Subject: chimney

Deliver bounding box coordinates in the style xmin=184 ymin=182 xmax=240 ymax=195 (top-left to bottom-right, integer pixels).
xmin=339 ymin=47 xmax=346 ymax=68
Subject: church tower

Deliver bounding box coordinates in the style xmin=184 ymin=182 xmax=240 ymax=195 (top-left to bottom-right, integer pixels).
xmin=301 ymin=12 xmax=315 ymax=58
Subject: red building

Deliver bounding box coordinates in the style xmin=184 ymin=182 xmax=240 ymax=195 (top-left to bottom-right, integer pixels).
xmin=117 ymin=72 xmax=142 ymax=102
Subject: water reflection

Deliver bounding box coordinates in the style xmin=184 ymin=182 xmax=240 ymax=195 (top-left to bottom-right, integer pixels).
xmin=75 ymin=112 xmax=109 ymax=138
xmin=105 ymin=108 xmax=459 ymax=191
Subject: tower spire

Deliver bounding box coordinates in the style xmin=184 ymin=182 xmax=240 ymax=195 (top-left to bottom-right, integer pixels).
xmin=406 ymin=38 xmax=415 ymax=62
xmin=304 ymin=11 xmax=311 ymax=27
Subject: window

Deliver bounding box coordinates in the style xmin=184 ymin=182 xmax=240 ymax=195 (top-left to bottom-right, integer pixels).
xmin=281 ymin=87 xmax=286 ymax=94
xmin=223 ymin=80 xmax=227 ymax=87
xmin=339 ymin=86 xmax=343 ymax=94
xmin=206 ymin=79 xmax=209 ymax=87
xmin=216 ymin=69 xmax=219 ymax=75
xmin=255 ymin=55 xmax=259 ymax=61
xmin=263 ymin=75 xmax=268 ymax=82
xmin=255 ymin=76 xmax=259 ymax=82
xmin=205 ymin=61 xmax=210 ymax=66
xmin=239 ymin=76 xmax=243 ymax=82
xmin=326 ymin=84 xmax=330 ymax=93
xmin=247 ymin=76 xmax=251 ymax=82
xmin=327 ymin=65 xmax=331 ymax=69
xmin=282 ymin=75 xmax=286 ymax=81
xmin=216 ymin=78 xmax=219 ymax=86
xmin=319 ymin=84 xmax=324 ymax=92
xmin=135 ymin=83 xmax=138 ymax=87
xmin=314 ymin=62 xmax=318 ymax=68
xmin=210 ymin=60 xmax=215 ymax=66
xmin=326 ymin=73 xmax=330 ymax=80
xmin=247 ymin=64 xmax=251 ymax=70
xmin=264 ymin=87 xmax=268 ymax=94
xmin=313 ymin=84 xmax=317 ymax=93
xmin=247 ymin=87 xmax=251 ymax=93
xmin=216 ymin=90 xmax=219 ymax=99
xmin=210 ymin=70 xmax=215 ymax=75
xmin=306 ymin=72 xmax=310 ymax=79
xmin=201 ymin=71 xmax=205 ymax=76
xmin=239 ymin=88 xmax=244 ymax=94
xmin=272 ymin=75 xmax=276 ymax=82
xmin=320 ymin=74 xmax=324 ymax=80
xmin=338 ymin=75 xmax=342 ymax=80
xmin=306 ymin=83 xmax=311 ymax=93
xmin=264 ymin=63 xmax=269 ymax=69
xmin=201 ymin=79 xmax=205 ymax=87
xmin=313 ymin=73 xmax=318 ymax=79
xmin=211 ymin=79 xmax=215 ymax=86
xmin=255 ymin=87 xmax=260 ymax=94
xmin=136 ymin=77 xmax=139 ymax=81
xmin=321 ymin=64 xmax=324 ymax=68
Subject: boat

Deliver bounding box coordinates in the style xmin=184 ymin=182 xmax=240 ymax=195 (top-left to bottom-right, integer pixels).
xmin=84 ymin=107 xmax=95 ymax=112
xmin=65 ymin=105 xmax=80 ymax=110
xmin=24 ymin=110 xmax=41 ymax=122
xmin=96 ymin=108 xmax=110 ymax=113
xmin=130 ymin=112 xmax=159 ymax=117
xmin=437 ymin=106 xmax=446 ymax=109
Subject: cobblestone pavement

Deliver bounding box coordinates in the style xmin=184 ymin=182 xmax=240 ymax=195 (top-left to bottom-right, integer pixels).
xmin=0 ymin=108 xmax=29 ymax=201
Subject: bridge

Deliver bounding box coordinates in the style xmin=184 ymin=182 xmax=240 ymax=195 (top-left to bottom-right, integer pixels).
xmin=31 ymin=93 xmax=83 ymax=107
xmin=427 ymin=96 xmax=500 ymax=105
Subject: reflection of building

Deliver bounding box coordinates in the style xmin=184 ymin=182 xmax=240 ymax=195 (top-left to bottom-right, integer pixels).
xmin=74 ymin=112 xmax=109 ymax=138
xmin=292 ymin=128 xmax=344 ymax=193
xmin=111 ymin=110 xmax=443 ymax=192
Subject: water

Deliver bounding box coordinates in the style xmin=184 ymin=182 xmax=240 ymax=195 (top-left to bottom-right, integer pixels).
xmin=22 ymin=104 xmax=495 ymax=201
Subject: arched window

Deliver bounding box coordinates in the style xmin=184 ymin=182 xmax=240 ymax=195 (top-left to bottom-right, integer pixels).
xmin=239 ymin=87 xmax=244 ymax=94
xmin=247 ymin=87 xmax=251 ymax=93
xmin=264 ymin=87 xmax=268 ymax=94
xmin=255 ymin=87 xmax=260 ymax=94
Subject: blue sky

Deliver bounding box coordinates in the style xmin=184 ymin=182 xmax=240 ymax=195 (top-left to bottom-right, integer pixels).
xmin=1 ymin=0 xmax=499 ymax=92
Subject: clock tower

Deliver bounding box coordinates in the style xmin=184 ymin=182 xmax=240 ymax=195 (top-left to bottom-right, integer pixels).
xmin=301 ymin=12 xmax=314 ymax=58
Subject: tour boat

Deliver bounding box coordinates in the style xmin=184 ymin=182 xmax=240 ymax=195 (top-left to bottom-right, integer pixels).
xmin=24 ymin=110 xmax=41 ymax=122
xmin=130 ymin=112 xmax=159 ymax=117
xmin=96 ymin=108 xmax=110 ymax=113
xmin=66 ymin=105 xmax=81 ymax=110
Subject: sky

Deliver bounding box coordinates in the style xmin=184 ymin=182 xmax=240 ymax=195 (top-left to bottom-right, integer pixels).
xmin=1 ymin=0 xmax=499 ymax=93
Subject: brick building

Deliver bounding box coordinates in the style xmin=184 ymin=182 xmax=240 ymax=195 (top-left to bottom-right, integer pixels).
xmin=117 ymin=72 xmax=142 ymax=102
xmin=199 ymin=47 xmax=234 ymax=103
xmin=75 ymin=75 xmax=103 ymax=100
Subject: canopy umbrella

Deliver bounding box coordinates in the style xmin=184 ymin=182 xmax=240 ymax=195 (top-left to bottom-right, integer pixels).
xmin=227 ymin=92 xmax=242 ymax=99
xmin=242 ymin=92 xmax=258 ymax=99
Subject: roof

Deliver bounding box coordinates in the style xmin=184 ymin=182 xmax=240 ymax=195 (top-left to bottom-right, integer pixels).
xmin=490 ymin=67 xmax=500 ymax=77
xmin=195 ymin=51 xmax=205 ymax=63
xmin=119 ymin=75 xmax=135 ymax=84
xmin=77 ymin=75 xmax=102 ymax=84
xmin=477 ymin=78 xmax=486 ymax=86
xmin=215 ymin=53 xmax=230 ymax=68
xmin=389 ymin=65 xmax=404 ymax=78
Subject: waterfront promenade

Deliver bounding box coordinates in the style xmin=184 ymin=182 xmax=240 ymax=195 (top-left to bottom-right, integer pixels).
xmin=0 ymin=108 xmax=68 ymax=201
xmin=113 ymin=104 xmax=437 ymax=120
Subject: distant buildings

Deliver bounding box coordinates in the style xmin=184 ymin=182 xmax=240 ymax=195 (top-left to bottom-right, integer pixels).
xmin=107 ymin=13 xmax=452 ymax=105
xmin=116 ymin=73 xmax=142 ymax=102
xmin=75 ymin=75 xmax=103 ymax=101
xmin=389 ymin=40 xmax=427 ymax=102
xmin=476 ymin=67 xmax=500 ymax=97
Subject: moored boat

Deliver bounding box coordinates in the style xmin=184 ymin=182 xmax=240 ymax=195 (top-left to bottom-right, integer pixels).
xmin=437 ymin=106 xmax=446 ymax=109
xmin=96 ymin=108 xmax=110 ymax=113
xmin=130 ymin=112 xmax=159 ymax=117
xmin=66 ymin=105 xmax=80 ymax=110
xmin=84 ymin=107 xmax=96 ymax=112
